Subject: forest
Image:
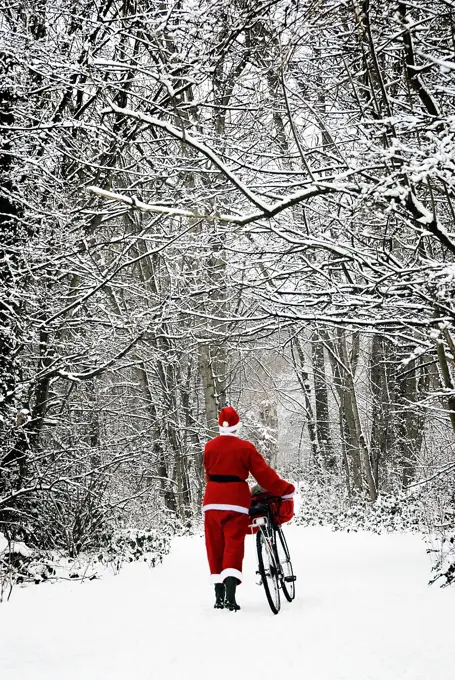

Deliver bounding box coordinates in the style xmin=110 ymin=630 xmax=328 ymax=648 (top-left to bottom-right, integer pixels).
xmin=1 ymin=0 xmax=455 ymax=587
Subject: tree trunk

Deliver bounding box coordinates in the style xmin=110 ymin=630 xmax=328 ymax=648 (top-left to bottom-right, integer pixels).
xmin=291 ymin=336 xmax=320 ymax=470
xmin=0 ymin=51 xmax=28 ymax=498
xmin=436 ymin=335 xmax=455 ymax=434
xmin=135 ymin=362 xmax=177 ymax=513
xmin=311 ymin=329 xmax=336 ymax=469
xmin=370 ymin=335 xmax=393 ymax=490
xmin=259 ymin=400 xmax=278 ymax=468
xmin=336 ymin=329 xmax=377 ymax=501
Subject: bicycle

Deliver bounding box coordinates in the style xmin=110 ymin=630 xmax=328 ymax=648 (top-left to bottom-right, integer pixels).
xmin=249 ymin=495 xmax=296 ymax=614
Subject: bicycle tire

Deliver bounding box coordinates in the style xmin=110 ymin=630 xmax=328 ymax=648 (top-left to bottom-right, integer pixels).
xmin=276 ymin=525 xmax=295 ymax=602
xmin=256 ymin=528 xmax=281 ymax=614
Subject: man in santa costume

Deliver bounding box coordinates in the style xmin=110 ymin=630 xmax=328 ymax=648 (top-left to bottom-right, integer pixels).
xmin=203 ymin=406 xmax=295 ymax=611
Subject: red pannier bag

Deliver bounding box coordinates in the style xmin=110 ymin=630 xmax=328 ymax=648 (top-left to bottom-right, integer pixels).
xmin=249 ymin=488 xmax=294 ymax=534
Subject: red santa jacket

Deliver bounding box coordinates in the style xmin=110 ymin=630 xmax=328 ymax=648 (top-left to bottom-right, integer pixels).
xmin=203 ymin=434 xmax=295 ymax=514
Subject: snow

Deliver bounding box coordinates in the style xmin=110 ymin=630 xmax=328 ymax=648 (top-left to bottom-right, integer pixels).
xmin=0 ymin=533 xmax=32 ymax=558
xmin=409 ymin=193 xmax=435 ymax=225
xmin=0 ymin=526 xmax=454 ymax=680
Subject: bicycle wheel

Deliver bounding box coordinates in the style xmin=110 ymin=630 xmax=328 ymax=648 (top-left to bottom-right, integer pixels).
xmin=256 ymin=528 xmax=281 ymax=614
xmin=276 ymin=525 xmax=296 ymax=602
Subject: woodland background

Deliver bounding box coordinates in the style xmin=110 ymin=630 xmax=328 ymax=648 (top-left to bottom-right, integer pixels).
xmin=1 ymin=0 xmax=455 ymax=587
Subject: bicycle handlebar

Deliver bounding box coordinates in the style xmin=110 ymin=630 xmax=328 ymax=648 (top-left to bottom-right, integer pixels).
xmin=250 ymin=494 xmax=283 ymax=504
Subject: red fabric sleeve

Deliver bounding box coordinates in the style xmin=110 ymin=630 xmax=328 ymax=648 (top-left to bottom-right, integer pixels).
xmin=248 ymin=446 xmax=295 ymax=497
xmin=203 ymin=446 xmax=210 ymax=482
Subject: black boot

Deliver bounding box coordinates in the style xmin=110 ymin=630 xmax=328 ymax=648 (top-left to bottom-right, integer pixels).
xmin=214 ymin=583 xmax=225 ymax=609
xmin=224 ymin=576 xmax=240 ymax=612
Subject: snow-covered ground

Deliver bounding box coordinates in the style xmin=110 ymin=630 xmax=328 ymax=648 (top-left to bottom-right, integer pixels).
xmin=1 ymin=526 xmax=454 ymax=680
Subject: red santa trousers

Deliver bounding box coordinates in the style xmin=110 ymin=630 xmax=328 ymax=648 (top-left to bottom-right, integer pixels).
xmin=204 ymin=510 xmax=251 ymax=584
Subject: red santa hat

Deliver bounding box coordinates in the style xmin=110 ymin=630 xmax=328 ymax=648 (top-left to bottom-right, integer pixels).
xmin=218 ymin=406 xmax=241 ymax=435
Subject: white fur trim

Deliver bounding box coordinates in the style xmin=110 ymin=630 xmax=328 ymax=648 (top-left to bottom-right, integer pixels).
xmin=202 ymin=503 xmax=249 ymax=514
xmin=219 ymin=421 xmax=242 ymax=434
xmin=221 ymin=568 xmax=243 ymax=583
xmin=210 ymin=574 xmax=223 ymax=584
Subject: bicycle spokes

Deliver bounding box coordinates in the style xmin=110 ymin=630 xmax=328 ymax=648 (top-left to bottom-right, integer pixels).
xmin=256 ymin=529 xmax=281 ymax=614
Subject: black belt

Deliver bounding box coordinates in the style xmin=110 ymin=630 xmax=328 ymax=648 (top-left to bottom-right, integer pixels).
xmin=208 ymin=474 xmax=243 ymax=483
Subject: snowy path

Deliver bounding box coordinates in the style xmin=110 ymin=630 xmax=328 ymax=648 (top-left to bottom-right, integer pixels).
xmin=1 ymin=526 xmax=454 ymax=680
